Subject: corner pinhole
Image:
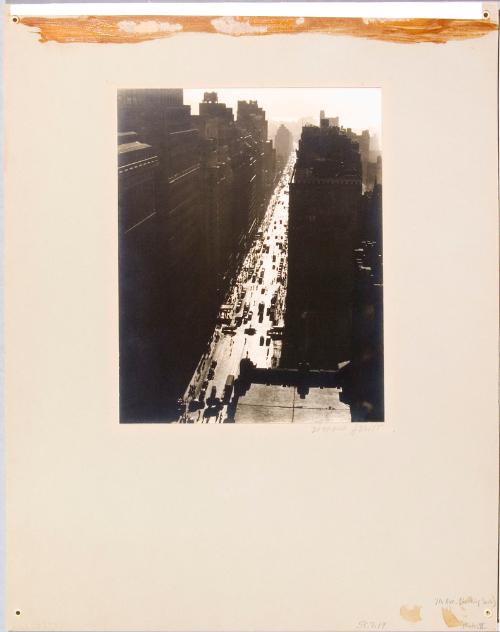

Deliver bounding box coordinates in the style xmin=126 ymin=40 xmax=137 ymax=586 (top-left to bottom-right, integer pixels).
xmin=484 ymin=609 xmax=492 ymax=618
xmin=483 ymin=10 xmax=490 ymax=19
xmin=15 ymin=610 xmax=21 ymax=616
xmin=12 ymin=15 xmax=20 ymax=24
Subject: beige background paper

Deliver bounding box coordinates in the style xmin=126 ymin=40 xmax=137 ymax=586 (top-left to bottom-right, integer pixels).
xmin=4 ymin=10 xmax=499 ymax=632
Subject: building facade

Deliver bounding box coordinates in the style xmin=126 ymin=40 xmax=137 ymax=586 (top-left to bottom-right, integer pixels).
xmin=274 ymin=124 xmax=293 ymax=170
xmin=339 ymin=182 xmax=384 ymax=420
xmin=319 ymin=111 xmax=382 ymax=190
xmin=283 ymin=123 xmax=363 ymax=369
xmin=118 ymin=89 xmax=209 ymax=421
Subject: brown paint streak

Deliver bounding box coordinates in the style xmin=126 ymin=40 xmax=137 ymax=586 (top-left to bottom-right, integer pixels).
xmin=17 ymin=15 xmax=497 ymax=45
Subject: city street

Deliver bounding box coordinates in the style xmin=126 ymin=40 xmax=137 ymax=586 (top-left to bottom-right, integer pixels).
xmin=178 ymin=155 xmax=295 ymax=423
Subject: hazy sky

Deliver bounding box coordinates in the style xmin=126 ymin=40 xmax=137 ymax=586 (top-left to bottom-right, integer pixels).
xmin=183 ymin=88 xmax=381 ymax=139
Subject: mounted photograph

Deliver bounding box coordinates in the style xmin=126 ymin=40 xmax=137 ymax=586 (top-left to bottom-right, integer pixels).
xmin=118 ymin=88 xmax=383 ymax=423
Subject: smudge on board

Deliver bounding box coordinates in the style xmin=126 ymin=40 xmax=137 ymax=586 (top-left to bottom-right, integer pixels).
xmin=400 ymin=604 xmax=423 ymax=623
xmin=441 ymin=607 xmax=464 ymax=628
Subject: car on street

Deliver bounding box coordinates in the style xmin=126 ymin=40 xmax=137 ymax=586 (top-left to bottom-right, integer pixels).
xmin=189 ymin=399 xmax=201 ymax=411
xmin=223 ymin=375 xmax=235 ymax=403
xmin=245 ymin=327 xmax=256 ymax=335
xmin=268 ymin=326 xmax=284 ymax=339
xmin=260 ymin=336 xmax=264 ymax=346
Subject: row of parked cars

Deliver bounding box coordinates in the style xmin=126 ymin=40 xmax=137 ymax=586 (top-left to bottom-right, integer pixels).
xmin=191 ymin=372 xmax=235 ymax=411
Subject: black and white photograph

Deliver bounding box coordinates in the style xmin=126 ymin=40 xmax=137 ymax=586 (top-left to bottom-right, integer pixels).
xmin=118 ymin=88 xmax=383 ymax=423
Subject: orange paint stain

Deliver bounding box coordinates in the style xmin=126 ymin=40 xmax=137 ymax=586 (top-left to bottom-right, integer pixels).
xmin=16 ymin=15 xmax=497 ymax=45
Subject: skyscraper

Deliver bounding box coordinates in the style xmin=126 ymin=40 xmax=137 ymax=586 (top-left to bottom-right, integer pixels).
xmin=118 ymin=89 xmax=208 ymax=421
xmin=283 ymin=124 xmax=362 ymax=369
xmin=274 ymin=124 xmax=293 ymax=169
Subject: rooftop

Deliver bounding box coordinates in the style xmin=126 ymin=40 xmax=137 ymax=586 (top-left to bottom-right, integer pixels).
xmin=233 ymin=383 xmax=351 ymax=423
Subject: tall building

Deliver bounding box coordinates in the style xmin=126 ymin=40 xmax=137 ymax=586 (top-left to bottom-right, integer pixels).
xmin=118 ymin=131 xmax=164 ymax=421
xmin=343 ymin=126 xmax=371 ymax=188
xmin=194 ymin=93 xmax=238 ymax=296
xmin=197 ymin=94 xmax=279 ymax=282
xmin=232 ymin=132 xmax=261 ymax=242
xmin=274 ymin=124 xmax=293 ymax=169
xmin=118 ymin=89 xmax=211 ymax=421
xmin=319 ymin=112 xmax=381 ymax=190
xmin=283 ymin=124 xmax=362 ymax=369
xmin=263 ymin=140 xmax=277 ymax=192
xmin=320 ymin=109 xmax=340 ymax=128
xmin=236 ymin=100 xmax=268 ymax=143
xmin=236 ymin=100 xmax=272 ymax=232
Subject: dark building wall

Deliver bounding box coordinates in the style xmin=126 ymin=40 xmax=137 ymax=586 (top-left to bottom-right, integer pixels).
xmin=118 ymin=136 xmax=166 ymax=421
xmin=236 ymin=100 xmax=268 ymax=143
xmin=344 ymin=127 xmax=373 ymax=190
xmin=235 ymin=101 xmax=277 ymax=239
xmin=283 ymin=125 xmax=362 ymax=369
xmin=198 ymin=137 xmax=234 ymax=301
xmin=234 ymin=138 xmax=258 ymax=246
xmin=319 ymin=114 xmax=377 ymax=190
xmin=275 ymin=124 xmax=293 ymax=166
xmin=340 ymin=184 xmax=384 ymax=420
xmin=195 ymin=96 xmax=261 ymax=291
xmin=263 ymin=140 xmax=277 ymax=191
xmin=118 ymin=90 xmax=212 ymax=421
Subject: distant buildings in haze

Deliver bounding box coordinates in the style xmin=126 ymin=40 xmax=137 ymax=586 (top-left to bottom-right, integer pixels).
xmin=274 ymin=124 xmax=294 ymax=171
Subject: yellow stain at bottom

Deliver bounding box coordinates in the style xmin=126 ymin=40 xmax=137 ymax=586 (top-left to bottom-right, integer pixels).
xmin=442 ymin=608 xmax=464 ymax=628
xmin=400 ymin=605 xmax=423 ymax=623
